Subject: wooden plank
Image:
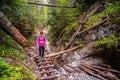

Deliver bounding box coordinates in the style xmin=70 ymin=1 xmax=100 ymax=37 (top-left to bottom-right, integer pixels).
xmin=45 ymin=46 xmax=80 ymax=58
xmin=41 ymin=65 xmax=47 ymax=77
xmin=41 ymin=75 xmax=59 ymax=80
xmin=39 ymin=65 xmax=55 ymax=69
xmin=37 ymin=61 xmax=52 ymax=66
xmin=41 ymin=69 xmax=57 ymax=74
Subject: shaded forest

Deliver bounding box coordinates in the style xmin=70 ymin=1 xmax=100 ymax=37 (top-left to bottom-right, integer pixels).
xmin=0 ymin=0 xmax=120 ymax=80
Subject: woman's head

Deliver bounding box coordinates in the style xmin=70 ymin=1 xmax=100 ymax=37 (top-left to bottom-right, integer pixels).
xmin=40 ymin=31 xmax=43 ymax=35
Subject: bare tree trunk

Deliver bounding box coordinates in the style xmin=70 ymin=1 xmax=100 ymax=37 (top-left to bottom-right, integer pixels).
xmin=64 ymin=4 xmax=104 ymax=49
xmin=85 ymin=63 xmax=120 ymax=74
xmin=28 ymin=2 xmax=76 ymax=8
xmin=81 ymin=64 xmax=119 ymax=80
xmin=45 ymin=46 xmax=80 ymax=58
xmin=0 ymin=12 xmax=27 ymax=47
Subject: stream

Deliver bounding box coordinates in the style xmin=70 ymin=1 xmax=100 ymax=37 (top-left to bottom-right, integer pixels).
xmin=56 ymin=43 xmax=105 ymax=80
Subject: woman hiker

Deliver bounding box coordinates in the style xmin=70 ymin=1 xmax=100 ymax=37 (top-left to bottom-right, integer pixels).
xmin=36 ymin=30 xmax=46 ymax=59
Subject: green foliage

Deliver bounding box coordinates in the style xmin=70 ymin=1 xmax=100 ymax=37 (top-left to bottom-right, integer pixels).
xmin=85 ymin=1 xmax=120 ymax=28
xmin=0 ymin=28 xmax=20 ymax=48
xmin=0 ymin=29 xmax=25 ymax=60
xmin=47 ymin=0 xmax=81 ymax=45
xmin=0 ymin=46 xmax=24 ymax=60
xmin=0 ymin=0 xmax=25 ymax=23
xmin=109 ymin=15 xmax=120 ymax=24
xmin=19 ymin=66 xmax=36 ymax=80
xmin=85 ymin=13 xmax=104 ymax=29
xmin=73 ymin=42 xmax=85 ymax=48
xmin=0 ymin=58 xmax=35 ymax=80
xmin=0 ymin=0 xmax=43 ymax=39
xmin=61 ymin=21 xmax=79 ymax=43
xmin=0 ymin=58 xmax=22 ymax=80
xmin=95 ymin=35 xmax=120 ymax=48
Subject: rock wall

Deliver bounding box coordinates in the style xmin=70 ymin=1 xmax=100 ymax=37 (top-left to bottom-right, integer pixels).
xmin=73 ymin=24 xmax=120 ymax=45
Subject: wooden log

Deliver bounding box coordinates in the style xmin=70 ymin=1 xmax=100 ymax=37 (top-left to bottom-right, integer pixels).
xmin=41 ymin=66 xmax=48 ymax=78
xmin=62 ymin=65 xmax=76 ymax=73
xmin=64 ymin=24 xmax=83 ymax=50
xmin=28 ymin=2 xmax=76 ymax=8
xmin=77 ymin=18 xmax=107 ymax=35
xmin=66 ymin=65 xmax=82 ymax=73
xmin=78 ymin=65 xmax=106 ymax=80
xmin=87 ymin=64 xmax=120 ymax=74
xmin=64 ymin=4 xmax=104 ymax=49
xmin=81 ymin=64 xmax=119 ymax=80
xmin=37 ymin=61 xmax=52 ymax=66
xmin=41 ymin=75 xmax=59 ymax=80
xmin=45 ymin=46 xmax=80 ymax=58
xmin=99 ymin=64 xmax=112 ymax=69
xmin=0 ymin=12 xmax=27 ymax=47
xmin=41 ymin=69 xmax=56 ymax=74
xmin=69 ymin=0 xmax=76 ymax=6
xmin=39 ymin=65 xmax=54 ymax=69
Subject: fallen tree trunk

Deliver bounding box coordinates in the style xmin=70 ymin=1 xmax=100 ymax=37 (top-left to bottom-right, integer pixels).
xmin=45 ymin=46 xmax=80 ymax=58
xmin=0 ymin=12 xmax=27 ymax=47
xmin=78 ymin=65 xmax=106 ymax=80
xmin=67 ymin=65 xmax=106 ymax=79
xmin=86 ymin=63 xmax=120 ymax=74
xmin=64 ymin=4 xmax=104 ymax=49
xmin=81 ymin=64 xmax=119 ymax=80
xmin=77 ymin=19 xmax=107 ymax=35
xmin=28 ymin=2 xmax=76 ymax=8
xmin=66 ymin=64 xmax=84 ymax=73
xmin=62 ymin=65 xmax=76 ymax=73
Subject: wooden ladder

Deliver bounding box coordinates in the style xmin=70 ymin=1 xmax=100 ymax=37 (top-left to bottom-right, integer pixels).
xmin=34 ymin=56 xmax=59 ymax=80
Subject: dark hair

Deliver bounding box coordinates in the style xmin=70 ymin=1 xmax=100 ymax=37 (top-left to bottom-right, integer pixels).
xmin=40 ymin=31 xmax=43 ymax=34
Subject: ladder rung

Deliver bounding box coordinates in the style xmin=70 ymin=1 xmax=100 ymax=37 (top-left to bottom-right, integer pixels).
xmin=41 ymin=75 xmax=59 ymax=80
xmin=39 ymin=65 xmax=54 ymax=69
xmin=34 ymin=55 xmax=40 ymax=59
xmin=37 ymin=61 xmax=52 ymax=66
xmin=41 ymin=69 xmax=57 ymax=74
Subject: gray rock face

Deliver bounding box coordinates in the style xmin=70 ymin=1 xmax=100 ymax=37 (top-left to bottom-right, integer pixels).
xmin=74 ymin=24 xmax=120 ymax=45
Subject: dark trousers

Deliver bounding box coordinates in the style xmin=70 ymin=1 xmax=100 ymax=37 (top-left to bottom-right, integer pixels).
xmin=39 ymin=46 xmax=45 ymax=58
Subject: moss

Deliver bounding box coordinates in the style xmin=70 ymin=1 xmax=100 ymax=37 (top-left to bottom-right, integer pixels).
xmin=0 ymin=58 xmax=36 ymax=80
xmin=85 ymin=1 xmax=120 ymax=29
xmin=0 ymin=45 xmax=25 ymax=60
xmin=0 ymin=29 xmax=36 ymax=79
xmin=0 ymin=28 xmax=25 ymax=60
xmin=60 ymin=20 xmax=79 ymax=45
xmin=94 ymin=35 xmax=120 ymax=48
xmin=109 ymin=12 xmax=120 ymax=24
xmin=73 ymin=42 xmax=85 ymax=48
xmin=20 ymin=67 xmax=36 ymax=80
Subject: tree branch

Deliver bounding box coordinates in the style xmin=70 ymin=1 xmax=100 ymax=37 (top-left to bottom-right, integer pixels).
xmin=28 ymin=2 xmax=76 ymax=8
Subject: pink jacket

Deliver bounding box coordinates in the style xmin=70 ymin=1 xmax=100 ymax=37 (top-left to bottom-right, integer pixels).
xmin=36 ymin=36 xmax=46 ymax=46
